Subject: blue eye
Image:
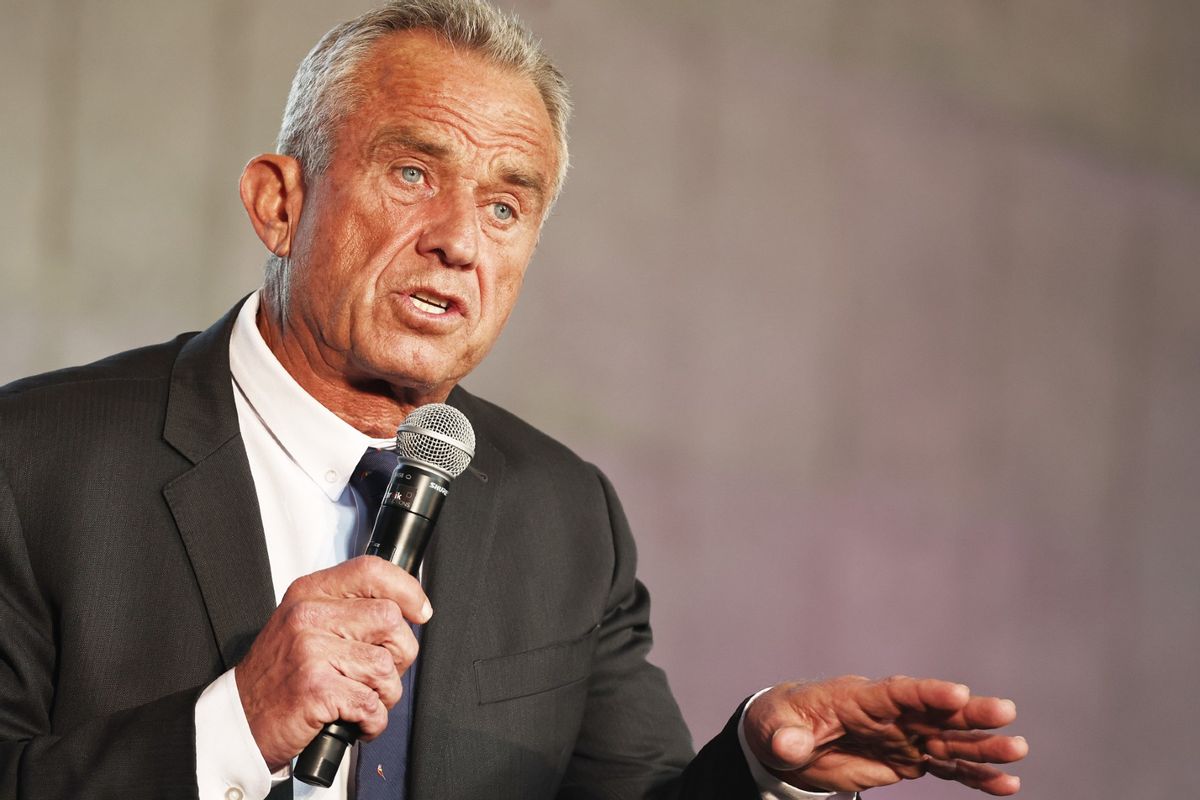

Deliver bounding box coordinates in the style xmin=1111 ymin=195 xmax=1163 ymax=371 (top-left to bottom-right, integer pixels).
xmin=492 ymin=202 xmax=514 ymax=221
xmin=400 ymin=166 xmax=423 ymax=184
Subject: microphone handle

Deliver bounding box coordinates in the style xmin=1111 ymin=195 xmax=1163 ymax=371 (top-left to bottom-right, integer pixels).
xmin=365 ymin=503 xmax=437 ymax=573
xmin=294 ymin=465 xmax=446 ymax=788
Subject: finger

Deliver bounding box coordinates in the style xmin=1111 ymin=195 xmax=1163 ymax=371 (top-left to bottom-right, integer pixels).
xmin=773 ymin=749 xmax=910 ymax=792
xmin=922 ymin=732 xmax=1028 ymax=765
xmin=324 ymin=598 xmax=421 ymax=661
xmin=327 ymin=640 xmax=405 ymax=708
xmin=280 ymin=597 xmax=420 ymax=663
xmin=290 ymin=631 xmax=404 ymax=706
xmin=959 ymin=695 xmax=1018 ymax=730
xmin=861 ymin=676 xmax=1016 ymax=733
xmin=322 ymin=672 xmax=391 ymax=739
xmin=887 ymin=676 xmax=971 ymax=714
xmin=291 ymin=557 xmax=432 ymax=623
xmin=850 ymin=676 xmax=964 ymax=725
xmin=331 ymin=556 xmax=433 ymax=623
xmin=911 ymin=695 xmax=1018 ymax=734
xmin=925 ymin=757 xmax=1022 ymax=796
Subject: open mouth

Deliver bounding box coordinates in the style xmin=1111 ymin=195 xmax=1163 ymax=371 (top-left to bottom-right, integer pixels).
xmin=411 ymin=291 xmax=451 ymax=315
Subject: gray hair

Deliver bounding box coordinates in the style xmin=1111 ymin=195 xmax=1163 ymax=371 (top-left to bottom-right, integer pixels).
xmin=277 ymin=0 xmax=570 ymax=190
xmin=264 ymin=0 xmax=571 ymax=309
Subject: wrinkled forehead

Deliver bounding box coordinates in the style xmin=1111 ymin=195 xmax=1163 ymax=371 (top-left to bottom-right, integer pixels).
xmin=342 ymin=31 xmax=561 ymax=188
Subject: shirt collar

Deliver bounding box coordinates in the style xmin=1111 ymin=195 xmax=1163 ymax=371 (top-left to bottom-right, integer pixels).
xmin=229 ymin=291 xmax=395 ymax=500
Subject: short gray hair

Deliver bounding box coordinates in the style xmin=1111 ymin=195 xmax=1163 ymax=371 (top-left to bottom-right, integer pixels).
xmin=263 ymin=0 xmax=571 ymax=311
xmin=276 ymin=0 xmax=571 ymax=191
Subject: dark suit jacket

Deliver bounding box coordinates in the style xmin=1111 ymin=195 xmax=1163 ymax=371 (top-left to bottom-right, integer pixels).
xmin=0 ymin=304 xmax=757 ymax=799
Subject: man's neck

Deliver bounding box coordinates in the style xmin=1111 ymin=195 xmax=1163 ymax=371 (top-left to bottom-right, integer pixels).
xmin=255 ymin=300 xmax=450 ymax=438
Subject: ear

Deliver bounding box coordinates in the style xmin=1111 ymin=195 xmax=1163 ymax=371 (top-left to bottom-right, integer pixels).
xmin=239 ymin=154 xmax=305 ymax=257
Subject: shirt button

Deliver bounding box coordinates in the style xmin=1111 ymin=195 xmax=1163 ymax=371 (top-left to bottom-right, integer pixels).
xmin=324 ymin=470 xmax=338 ymax=483
xmin=225 ymin=788 xmax=244 ymax=800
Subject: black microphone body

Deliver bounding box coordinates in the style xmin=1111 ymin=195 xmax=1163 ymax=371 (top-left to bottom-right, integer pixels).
xmin=293 ymin=460 xmax=452 ymax=787
xmin=364 ymin=462 xmax=449 ymax=570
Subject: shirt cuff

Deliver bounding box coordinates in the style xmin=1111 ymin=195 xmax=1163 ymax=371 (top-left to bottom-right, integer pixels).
xmin=195 ymin=668 xmax=278 ymax=800
xmin=737 ymin=688 xmax=859 ymax=800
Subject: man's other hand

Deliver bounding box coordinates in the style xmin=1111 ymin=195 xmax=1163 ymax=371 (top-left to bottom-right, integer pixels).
xmin=743 ymin=675 xmax=1028 ymax=796
xmin=234 ymin=556 xmax=432 ymax=771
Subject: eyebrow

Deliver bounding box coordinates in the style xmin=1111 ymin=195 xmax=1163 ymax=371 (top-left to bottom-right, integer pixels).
xmin=366 ymin=128 xmax=450 ymax=160
xmin=367 ymin=126 xmax=549 ymax=208
xmin=498 ymin=166 xmax=548 ymax=207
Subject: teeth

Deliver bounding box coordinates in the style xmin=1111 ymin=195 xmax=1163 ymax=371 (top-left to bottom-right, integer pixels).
xmin=412 ymin=293 xmax=449 ymax=315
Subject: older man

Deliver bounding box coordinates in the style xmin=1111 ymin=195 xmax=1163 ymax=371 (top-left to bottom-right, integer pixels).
xmin=0 ymin=1 xmax=1026 ymax=798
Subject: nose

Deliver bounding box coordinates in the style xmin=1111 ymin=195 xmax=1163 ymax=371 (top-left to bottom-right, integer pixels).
xmin=416 ymin=186 xmax=479 ymax=268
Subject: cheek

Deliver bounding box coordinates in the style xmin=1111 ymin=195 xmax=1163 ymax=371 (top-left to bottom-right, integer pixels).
xmin=498 ymin=264 xmax=526 ymax=297
xmin=486 ymin=237 xmax=536 ymax=307
xmin=487 ymin=267 xmax=525 ymax=324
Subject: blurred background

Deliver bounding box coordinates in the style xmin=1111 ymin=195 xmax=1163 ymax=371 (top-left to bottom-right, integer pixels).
xmin=4 ymin=1 xmax=1199 ymax=796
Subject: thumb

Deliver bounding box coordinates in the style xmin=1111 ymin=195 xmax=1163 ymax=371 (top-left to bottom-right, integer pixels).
xmin=761 ymin=725 xmax=816 ymax=772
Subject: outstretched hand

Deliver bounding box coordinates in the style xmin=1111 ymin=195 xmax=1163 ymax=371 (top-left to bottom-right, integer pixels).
xmin=742 ymin=675 xmax=1027 ymax=795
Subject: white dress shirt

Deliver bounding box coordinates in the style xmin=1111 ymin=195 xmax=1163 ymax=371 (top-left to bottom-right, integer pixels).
xmin=193 ymin=291 xmax=850 ymax=800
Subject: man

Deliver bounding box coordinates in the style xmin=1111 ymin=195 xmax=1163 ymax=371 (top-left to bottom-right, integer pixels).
xmin=0 ymin=1 xmax=1026 ymax=798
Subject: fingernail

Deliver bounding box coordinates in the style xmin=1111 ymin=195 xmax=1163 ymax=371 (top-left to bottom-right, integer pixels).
xmin=420 ymin=600 xmax=433 ymax=621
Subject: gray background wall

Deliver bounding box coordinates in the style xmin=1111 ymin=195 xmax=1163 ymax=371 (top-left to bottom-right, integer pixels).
xmin=4 ymin=1 xmax=1199 ymax=797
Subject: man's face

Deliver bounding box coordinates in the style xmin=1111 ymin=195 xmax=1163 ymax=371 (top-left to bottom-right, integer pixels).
xmin=283 ymin=30 xmax=558 ymax=398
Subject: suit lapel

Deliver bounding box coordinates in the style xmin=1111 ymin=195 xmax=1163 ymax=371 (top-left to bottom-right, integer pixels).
xmin=162 ymin=301 xmax=277 ymax=669
xmin=158 ymin=307 xmax=504 ymax=794
xmin=409 ymin=392 xmax=506 ymax=796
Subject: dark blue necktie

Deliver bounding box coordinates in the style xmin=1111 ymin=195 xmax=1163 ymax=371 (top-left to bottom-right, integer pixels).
xmin=350 ymin=448 xmax=420 ymax=800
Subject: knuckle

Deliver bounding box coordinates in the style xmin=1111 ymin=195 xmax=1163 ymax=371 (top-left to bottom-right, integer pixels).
xmin=349 ymin=685 xmax=380 ymax=715
xmin=337 ymin=556 xmax=369 ymax=586
xmin=295 ymin=630 xmax=331 ymax=663
xmin=297 ymin=658 xmax=330 ymax=693
xmin=284 ymin=601 xmax=320 ymax=632
xmin=374 ymin=674 xmax=401 ymax=708
xmin=366 ymin=646 xmax=394 ymax=677
xmin=383 ymin=677 xmax=403 ymax=707
xmin=358 ymin=703 xmax=389 ymax=737
xmin=281 ymin=576 xmax=309 ymax=603
xmin=406 ymin=636 xmax=421 ymax=664
xmin=357 ymin=554 xmax=388 ymax=580
xmin=294 ymin=652 xmax=319 ymax=678
xmin=395 ymin=632 xmax=419 ymax=666
xmin=829 ymin=675 xmax=866 ymax=694
xmin=372 ymin=599 xmax=404 ymax=629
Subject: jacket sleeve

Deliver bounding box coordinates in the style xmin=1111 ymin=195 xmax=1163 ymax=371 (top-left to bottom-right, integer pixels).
xmin=0 ymin=463 xmax=204 ymax=799
xmin=555 ymin=467 xmax=759 ymax=800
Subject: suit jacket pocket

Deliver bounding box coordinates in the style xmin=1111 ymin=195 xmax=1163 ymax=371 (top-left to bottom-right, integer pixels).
xmin=473 ymin=624 xmax=600 ymax=705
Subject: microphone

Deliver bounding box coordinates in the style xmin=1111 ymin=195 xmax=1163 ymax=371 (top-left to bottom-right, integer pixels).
xmin=294 ymin=403 xmax=475 ymax=788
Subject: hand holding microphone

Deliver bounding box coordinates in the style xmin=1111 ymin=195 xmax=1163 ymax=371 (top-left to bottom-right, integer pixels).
xmin=233 ymin=404 xmax=475 ymax=785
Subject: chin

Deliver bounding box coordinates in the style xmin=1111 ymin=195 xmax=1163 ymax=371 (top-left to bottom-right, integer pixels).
xmin=371 ymin=358 xmax=461 ymax=395
xmin=361 ymin=334 xmax=479 ymax=392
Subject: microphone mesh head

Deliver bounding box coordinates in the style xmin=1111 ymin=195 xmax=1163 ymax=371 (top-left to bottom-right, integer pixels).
xmin=395 ymin=403 xmax=475 ymax=478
